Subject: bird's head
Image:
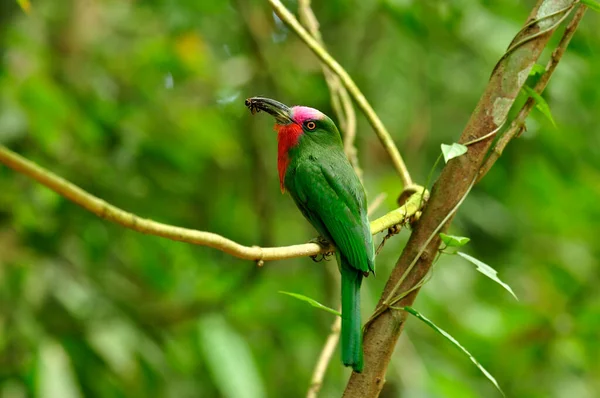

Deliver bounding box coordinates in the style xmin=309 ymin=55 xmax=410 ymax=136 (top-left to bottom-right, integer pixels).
xmin=245 ymin=96 xmax=341 ymax=144
xmin=245 ymin=96 xmax=343 ymax=192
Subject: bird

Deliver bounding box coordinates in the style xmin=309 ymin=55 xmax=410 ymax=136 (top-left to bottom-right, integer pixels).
xmin=245 ymin=97 xmax=375 ymax=373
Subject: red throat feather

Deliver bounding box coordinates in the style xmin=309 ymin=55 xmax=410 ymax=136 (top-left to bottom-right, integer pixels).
xmin=275 ymin=123 xmax=303 ymax=193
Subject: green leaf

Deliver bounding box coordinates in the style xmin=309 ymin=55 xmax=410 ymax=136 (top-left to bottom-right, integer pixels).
xmin=198 ymin=315 xmax=266 ymax=398
xmin=529 ymin=63 xmax=546 ymax=78
xmin=522 ymin=85 xmax=556 ymax=127
xmin=457 ymin=252 xmax=518 ymax=300
xmin=279 ymin=291 xmax=341 ymax=316
xmin=404 ymin=306 xmax=505 ymax=396
xmin=439 ymin=233 xmax=470 ymax=247
xmin=581 ymin=0 xmax=600 ymax=12
xmin=441 ymin=143 xmax=467 ymax=163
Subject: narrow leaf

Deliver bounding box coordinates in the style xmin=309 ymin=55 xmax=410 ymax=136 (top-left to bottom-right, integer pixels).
xmin=581 ymin=0 xmax=600 ymax=12
xmin=457 ymin=252 xmax=518 ymax=300
xmin=441 ymin=143 xmax=467 ymax=163
xmin=529 ymin=63 xmax=546 ymax=78
xmin=279 ymin=291 xmax=341 ymax=316
xmin=439 ymin=233 xmax=470 ymax=247
xmin=16 ymin=0 xmax=31 ymax=14
xmin=523 ymin=85 xmax=556 ymax=127
xmin=404 ymin=306 xmax=505 ymax=396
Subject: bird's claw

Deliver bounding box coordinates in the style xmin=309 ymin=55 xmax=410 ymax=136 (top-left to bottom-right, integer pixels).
xmin=388 ymin=224 xmax=402 ymax=235
xmin=310 ymin=254 xmax=322 ymax=262
xmin=309 ymin=236 xmax=334 ymax=262
xmin=310 ymin=251 xmax=334 ymax=263
xmin=376 ymin=224 xmax=403 ymax=256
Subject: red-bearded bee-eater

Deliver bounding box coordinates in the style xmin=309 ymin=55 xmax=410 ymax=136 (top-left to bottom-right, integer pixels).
xmin=245 ymin=97 xmax=375 ymax=373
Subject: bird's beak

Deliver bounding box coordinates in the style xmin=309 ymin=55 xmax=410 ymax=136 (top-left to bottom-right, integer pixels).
xmin=245 ymin=97 xmax=293 ymax=125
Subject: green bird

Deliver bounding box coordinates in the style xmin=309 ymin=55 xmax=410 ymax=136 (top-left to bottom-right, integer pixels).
xmin=245 ymin=97 xmax=375 ymax=373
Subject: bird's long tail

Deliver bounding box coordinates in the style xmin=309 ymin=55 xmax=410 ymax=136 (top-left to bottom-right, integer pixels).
xmin=340 ymin=257 xmax=364 ymax=373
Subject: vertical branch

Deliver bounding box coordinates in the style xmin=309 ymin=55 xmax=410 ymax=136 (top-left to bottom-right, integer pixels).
xmin=343 ymin=1 xmax=582 ymax=397
xmin=306 ymin=310 xmax=341 ymax=398
xmin=478 ymin=4 xmax=588 ymax=180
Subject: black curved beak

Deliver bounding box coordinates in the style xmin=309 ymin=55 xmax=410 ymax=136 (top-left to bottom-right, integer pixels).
xmin=245 ymin=97 xmax=293 ymax=125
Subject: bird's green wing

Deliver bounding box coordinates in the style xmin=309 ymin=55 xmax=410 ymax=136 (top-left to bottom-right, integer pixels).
xmin=288 ymin=159 xmax=375 ymax=274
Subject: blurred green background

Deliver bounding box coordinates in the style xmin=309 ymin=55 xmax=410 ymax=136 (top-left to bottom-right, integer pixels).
xmin=1 ymin=0 xmax=599 ymax=397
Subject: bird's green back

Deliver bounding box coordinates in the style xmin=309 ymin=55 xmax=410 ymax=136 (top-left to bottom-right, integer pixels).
xmin=283 ymin=127 xmax=375 ymax=275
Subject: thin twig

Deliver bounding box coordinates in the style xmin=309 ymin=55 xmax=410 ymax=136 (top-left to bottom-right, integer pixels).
xmin=296 ymin=1 xmax=346 ymax=125
xmin=297 ymin=0 xmax=361 ymax=179
xmin=462 ymin=121 xmax=506 ymax=147
xmin=503 ymin=3 xmax=576 ymax=61
xmin=339 ymin=88 xmax=359 ymax=171
xmin=269 ymin=0 xmax=413 ymax=190
xmin=479 ymin=4 xmax=587 ymax=180
xmin=306 ymin=316 xmax=341 ymax=398
xmin=0 ymin=145 xmax=426 ymax=263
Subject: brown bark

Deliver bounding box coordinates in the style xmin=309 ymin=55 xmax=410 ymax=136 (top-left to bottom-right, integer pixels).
xmin=343 ymin=1 xmax=579 ymax=396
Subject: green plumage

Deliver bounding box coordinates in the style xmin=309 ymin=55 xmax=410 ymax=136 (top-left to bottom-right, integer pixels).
xmin=283 ymin=116 xmax=375 ymax=373
xmin=245 ymin=97 xmax=375 ymax=372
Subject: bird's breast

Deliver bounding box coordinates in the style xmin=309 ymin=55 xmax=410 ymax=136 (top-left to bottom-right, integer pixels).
xmin=276 ymin=123 xmax=303 ymax=193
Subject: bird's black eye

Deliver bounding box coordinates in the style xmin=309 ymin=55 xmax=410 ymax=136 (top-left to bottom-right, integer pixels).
xmin=305 ymin=121 xmax=316 ymax=130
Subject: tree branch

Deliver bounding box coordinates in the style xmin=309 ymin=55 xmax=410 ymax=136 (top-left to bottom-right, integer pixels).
xmin=306 ymin=315 xmax=341 ymax=398
xmin=268 ymin=0 xmax=415 ymax=191
xmin=343 ymin=1 xmax=583 ymax=396
xmin=478 ymin=3 xmax=587 ymax=180
xmin=297 ymin=0 xmax=361 ymax=179
xmin=0 ymin=145 xmax=426 ymax=263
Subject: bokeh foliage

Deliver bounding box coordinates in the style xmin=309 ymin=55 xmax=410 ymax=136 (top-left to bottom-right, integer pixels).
xmin=1 ymin=0 xmax=599 ymax=397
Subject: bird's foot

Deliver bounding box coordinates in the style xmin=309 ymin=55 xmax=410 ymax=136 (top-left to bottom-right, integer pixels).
xmin=376 ymin=224 xmax=403 ymax=255
xmin=309 ymin=236 xmax=334 ymax=262
xmin=310 ymin=250 xmax=335 ymax=263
